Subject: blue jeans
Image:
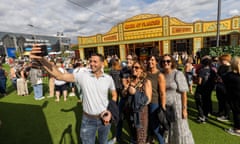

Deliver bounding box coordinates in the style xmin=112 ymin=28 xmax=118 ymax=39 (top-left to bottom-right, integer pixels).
xmin=80 ymin=115 xmax=111 ymax=144
xmin=33 ymin=84 xmax=43 ymax=99
xmin=0 ymin=78 xmax=7 ymax=94
xmin=149 ymin=103 xmax=165 ymax=144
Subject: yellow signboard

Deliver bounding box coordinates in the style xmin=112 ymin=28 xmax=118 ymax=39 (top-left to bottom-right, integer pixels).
xmin=124 ymin=28 xmax=162 ymax=40
xmin=81 ymin=36 xmax=97 ymax=45
xmin=203 ymin=20 xmax=231 ymax=32
xmin=233 ymin=18 xmax=239 ymax=29
xmin=124 ymin=17 xmax=162 ymax=31
xmin=170 ymin=26 xmax=193 ymax=35
xmin=102 ymin=34 xmax=118 ymax=42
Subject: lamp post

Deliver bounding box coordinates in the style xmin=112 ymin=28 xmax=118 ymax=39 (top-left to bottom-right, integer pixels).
xmin=27 ymin=24 xmax=38 ymax=42
xmin=216 ymin=0 xmax=221 ymax=47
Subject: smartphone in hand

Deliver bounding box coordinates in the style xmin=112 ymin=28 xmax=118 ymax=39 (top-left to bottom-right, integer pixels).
xmin=35 ymin=45 xmax=48 ymax=56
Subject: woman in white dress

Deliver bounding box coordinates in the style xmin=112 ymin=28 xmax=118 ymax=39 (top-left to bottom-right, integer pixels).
xmin=17 ymin=63 xmax=29 ymax=96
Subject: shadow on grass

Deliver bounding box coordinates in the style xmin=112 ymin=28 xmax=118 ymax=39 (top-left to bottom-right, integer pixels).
xmin=61 ymin=102 xmax=82 ymax=144
xmin=0 ymin=101 xmax=52 ymax=144
xmin=59 ymin=124 xmax=75 ymax=144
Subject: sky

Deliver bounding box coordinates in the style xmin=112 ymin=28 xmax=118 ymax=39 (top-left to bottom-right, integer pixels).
xmin=0 ymin=0 xmax=239 ymax=44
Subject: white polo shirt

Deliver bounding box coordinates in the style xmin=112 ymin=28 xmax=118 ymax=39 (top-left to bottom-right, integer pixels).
xmin=73 ymin=71 xmax=116 ymax=115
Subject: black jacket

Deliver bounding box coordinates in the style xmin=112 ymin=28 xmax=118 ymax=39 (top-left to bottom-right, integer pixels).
xmin=107 ymin=100 xmax=119 ymax=125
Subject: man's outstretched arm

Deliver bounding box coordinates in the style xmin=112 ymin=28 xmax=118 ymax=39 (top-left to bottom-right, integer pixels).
xmin=30 ymin=45 xmax=75 ymax=82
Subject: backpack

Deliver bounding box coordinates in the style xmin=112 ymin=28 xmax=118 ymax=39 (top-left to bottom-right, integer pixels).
xmin=199 ymin=67 xmax=216 ymax=90
xmin=109 ymin=69 xmax=122 ymax=89
xmin=15 ymin=69 xmax=21 ymax=78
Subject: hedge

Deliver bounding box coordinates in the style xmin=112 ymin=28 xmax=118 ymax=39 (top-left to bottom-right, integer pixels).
xmin=200 ymin=45 xmax=240 ymax=57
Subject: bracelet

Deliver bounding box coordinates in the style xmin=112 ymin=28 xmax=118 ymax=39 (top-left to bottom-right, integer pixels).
xmin=182 ymin=106 xmax=187 ymax=109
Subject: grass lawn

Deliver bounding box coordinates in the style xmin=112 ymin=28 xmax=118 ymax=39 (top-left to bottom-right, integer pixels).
xmin=0 ymin=64 xmax=239 ymax=144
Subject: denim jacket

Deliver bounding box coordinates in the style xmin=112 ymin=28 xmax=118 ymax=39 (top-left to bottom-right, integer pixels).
xmin=129 ymin=90 xmax=148 ymax=128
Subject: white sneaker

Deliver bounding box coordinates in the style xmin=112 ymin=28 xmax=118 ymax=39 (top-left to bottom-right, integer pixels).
xmin=217 ymin=116 xmax=229 ymax=122
xmin=163 ymin=130 xmax=169 ymax=144
xmin=108 ymin=137 xmax=116 ymax=144
xmin=226 ymin=128 xmax=240 ymax=136
xmin=47 ymin=95 xmax=54 ymax=98
xmin=39 ymin=97 xmax=45 ymax=100
xmin=35 ymin=97 xmax=45 ymax=100
xmin=69 ymin=92 xmax=76 ymax=97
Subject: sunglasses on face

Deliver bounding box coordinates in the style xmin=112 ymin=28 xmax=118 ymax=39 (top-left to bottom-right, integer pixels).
xmin=133 ymin=66 xmax=140 ymax=70
xmin=149 ymin=58 xmax=155 ymax=61
xmin=162 ymin=60 xmax=171 ymax=64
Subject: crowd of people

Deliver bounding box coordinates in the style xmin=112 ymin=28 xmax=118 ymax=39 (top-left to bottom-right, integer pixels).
xmin=1 ymin=56 xmax=90 ymax=101
xmin=0 ymin=47 xmax=240 ymax=143
xmin=182 ymin=53 xmax=240 ymax=138
xmin=28 ymin=45 xmax=196 ymax=144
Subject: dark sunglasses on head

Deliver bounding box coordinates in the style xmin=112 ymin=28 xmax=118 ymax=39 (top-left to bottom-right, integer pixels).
xmin=162 ymin=60 xmax=171 ymax=63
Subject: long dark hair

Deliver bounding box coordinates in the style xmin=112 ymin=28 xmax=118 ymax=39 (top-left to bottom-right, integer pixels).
xmin=147 ymin=54 xmax=160 ymax=71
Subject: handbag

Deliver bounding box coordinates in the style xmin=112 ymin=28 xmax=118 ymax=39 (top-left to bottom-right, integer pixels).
xmin=165 ymin=105 xmax=176 ymax=122
xmin=157 ymin=106 xmax=170 ymax=130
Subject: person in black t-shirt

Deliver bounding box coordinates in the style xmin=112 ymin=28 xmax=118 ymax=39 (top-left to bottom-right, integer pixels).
xmin=215 ymin=54 xmax=231 ymax=122
xmin=223 ymin=56 xmax=240 ymax=136
xmin=194 ymin=57 xmax=217 ymax=123
xmin=116 ymin=54 xmax=137 ymax=143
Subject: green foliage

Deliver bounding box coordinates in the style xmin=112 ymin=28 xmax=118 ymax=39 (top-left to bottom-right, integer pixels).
xmin=201 ymin=45 xmax=240 ymax=57
xmin=15 ymin=51 xmax=20 ymax=58
xmin=71 ymin=45 xmax=79 ymax=50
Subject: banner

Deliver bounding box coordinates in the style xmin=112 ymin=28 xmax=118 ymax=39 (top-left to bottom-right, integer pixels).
xmin=7 ymin=47 xmax=16 ymax=58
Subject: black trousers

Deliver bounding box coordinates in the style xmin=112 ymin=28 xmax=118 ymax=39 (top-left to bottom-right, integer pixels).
xmin=216 ymin=84 xmax=231 ymax=117
xmin=195 ymin=86 xmax=213 ymax=118
xmin=232 ymin=109 xmax=240 ymax=129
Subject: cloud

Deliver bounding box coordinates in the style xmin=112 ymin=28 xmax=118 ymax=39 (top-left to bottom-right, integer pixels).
xmin=0 ymin=0 xmax=239 ymax=44
xmin=229 ymin=9 xmax=240 ymax=16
